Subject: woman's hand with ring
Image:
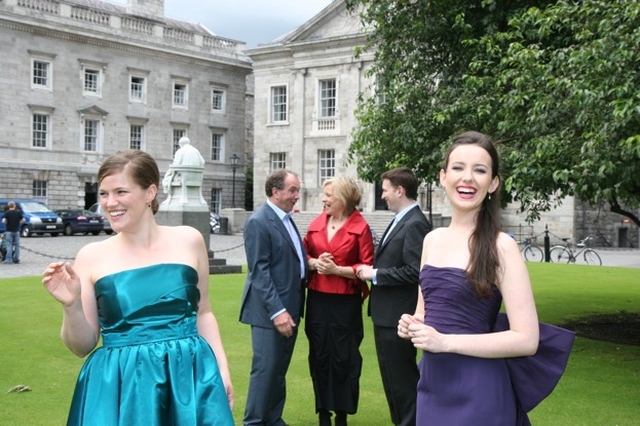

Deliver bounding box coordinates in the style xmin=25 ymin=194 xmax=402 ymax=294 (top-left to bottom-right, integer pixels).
xmin=398 ymin=313 xmax=420 ymax=340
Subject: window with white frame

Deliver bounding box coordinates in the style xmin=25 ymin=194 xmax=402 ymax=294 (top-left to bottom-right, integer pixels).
xmin=210 ymin=132 xmax=224 ymax=162
xmin=32 ymin=59 xmax=51 ymax=89
xmin=270 ymin=152 xmax=286 ymax=172
xmin=319 ymin=79 xmax=337 ymax=118
xmin=32 ymin=113 xmax=49 ymax=148
xmin=130 ymin=75 xmax=146 ymax=102
xmin=172 ymin=128 xmax=187 ymax=155
xmin=83 ymin=119 xmax=100 ymax=152
xmin=211 ymin=87 xmax=226 ymax=112
xmin=32 ymin=180 xmax=47 ymax=198
xmin=130 ymin=124 xmax=145 ymax=150
xmin=83 ymin=68 xmax=101 ymax=95
xmin=318 ymin=149 xmax=335 ymax=185
xmin=210 ymin=188 xmax=222 ymax=214
xmin=270 ymin=85 xmax=288 ymax=123
xmin=173 ymin=82 xmax=188 ymax=108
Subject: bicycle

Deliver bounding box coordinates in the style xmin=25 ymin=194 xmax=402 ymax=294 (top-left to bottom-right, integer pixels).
xmin=518 ymin=236 xmax=544 ymax=262
xmin=549 ymin=235 xmax=602 ymax=265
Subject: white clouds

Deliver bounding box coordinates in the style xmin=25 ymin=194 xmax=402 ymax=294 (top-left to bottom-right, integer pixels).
xmin=110 ymin=0 xmax=334 ymax=48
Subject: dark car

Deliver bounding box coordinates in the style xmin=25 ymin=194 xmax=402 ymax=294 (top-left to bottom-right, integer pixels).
xmin=88 ymin=203 xmax=114 ymax=235
xmin=55 ymin=209 xmax=104 ymax=236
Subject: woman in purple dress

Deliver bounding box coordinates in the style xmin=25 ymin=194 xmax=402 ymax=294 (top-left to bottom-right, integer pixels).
xmin=398 ymin=131 xmax=542 ymax=425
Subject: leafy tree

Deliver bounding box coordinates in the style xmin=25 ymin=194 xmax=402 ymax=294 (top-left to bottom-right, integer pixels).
xmin=346 ymin=0 xmax=640 ymax=226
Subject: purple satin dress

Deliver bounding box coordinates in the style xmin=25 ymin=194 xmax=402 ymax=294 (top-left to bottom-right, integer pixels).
xmin=417 ymin=265 xmax=574 ymax=425
xmin=418 ymin=265 xmax=521 ymax=425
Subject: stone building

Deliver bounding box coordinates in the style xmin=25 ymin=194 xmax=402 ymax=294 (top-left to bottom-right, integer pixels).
xmin=246 ymin=1 xmax=376 ymax=215
xmin=1 ymin=0 xmax=635 ymax=247
xmin=0 ymin=0 xmax=251 ymax=214
xmin=247 ymin=0 xmax=637 ymax=248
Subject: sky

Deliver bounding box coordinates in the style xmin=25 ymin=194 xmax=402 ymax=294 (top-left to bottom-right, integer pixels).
xmin=110 ymin=0 xmax=335 ymax=48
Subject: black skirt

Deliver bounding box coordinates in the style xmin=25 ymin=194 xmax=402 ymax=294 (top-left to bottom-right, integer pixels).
xmin=304 ymin=289 xmax=364 ymax=414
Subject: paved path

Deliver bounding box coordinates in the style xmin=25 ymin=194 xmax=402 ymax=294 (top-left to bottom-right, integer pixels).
xmin=0 ymin=233 xmax=248 ymax=279
xmin=1 ymin=233 xmax=638 ymax=279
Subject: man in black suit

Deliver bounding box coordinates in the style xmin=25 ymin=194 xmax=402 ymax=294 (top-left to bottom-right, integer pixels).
xmin=357 ymin=167 xmax=431 ymax=426
xmin=240 ymin=169 xmax=307 ymax=426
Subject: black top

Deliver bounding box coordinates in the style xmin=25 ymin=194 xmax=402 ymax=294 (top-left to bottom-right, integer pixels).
xmin=2 ymin=209 xmax=23 ymax=232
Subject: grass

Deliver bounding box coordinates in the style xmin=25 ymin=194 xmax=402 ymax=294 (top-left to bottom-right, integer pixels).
xmin=0 ymin=263 xmax=638 ymax=425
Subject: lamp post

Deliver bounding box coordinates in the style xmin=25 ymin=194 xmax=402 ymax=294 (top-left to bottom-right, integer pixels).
xmin=230 ymin=153 xmax=239 ymax=208
xmin=426 ymin=182 xmax=433 ymax=225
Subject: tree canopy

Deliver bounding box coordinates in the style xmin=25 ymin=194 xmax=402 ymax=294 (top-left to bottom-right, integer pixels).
xmin=346 ymin=0 xmax=640 ymax=226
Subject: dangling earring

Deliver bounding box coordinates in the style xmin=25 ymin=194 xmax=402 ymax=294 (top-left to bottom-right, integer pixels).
xmin=488 ymin=194 xmax=492 ymax=201
xmin=148 ymin=203 xmax=151 ymax=208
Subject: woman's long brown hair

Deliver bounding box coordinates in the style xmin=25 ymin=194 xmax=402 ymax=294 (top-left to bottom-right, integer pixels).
xmin=442 ymin=131 xmax=501 ymax=297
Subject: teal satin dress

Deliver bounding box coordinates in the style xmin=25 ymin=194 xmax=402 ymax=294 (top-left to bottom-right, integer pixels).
xmin=66 ymin=264 xmax=234 ymax=426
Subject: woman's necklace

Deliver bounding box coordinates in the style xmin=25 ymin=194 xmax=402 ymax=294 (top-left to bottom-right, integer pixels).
xmin=330 ymin=216 xmax=345 ymax=229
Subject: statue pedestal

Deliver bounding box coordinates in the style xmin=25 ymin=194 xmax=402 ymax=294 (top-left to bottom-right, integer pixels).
xmin=156 ymin=209 xmax=209 ymax=248
xmin=161 ymin=165 xmax=207 ymax=209
xmin=157 ymin=207 xmax=241 ymax=275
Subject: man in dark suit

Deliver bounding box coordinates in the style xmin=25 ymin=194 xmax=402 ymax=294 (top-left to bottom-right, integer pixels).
xmin=240 ymin=169 xmax=307 ymax=426
xmin=357 ymin=167 xmax=431 ymax=426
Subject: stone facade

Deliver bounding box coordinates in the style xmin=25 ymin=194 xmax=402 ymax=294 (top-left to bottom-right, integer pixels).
xmin=246 ymin=1 xmax=377 ymax=214
xmin=246 ymin=0 xmax=637 ymax=248
xmin=1 ymin=0 xmax=634 ymax=248
xmin=0 ymin=0 xmax=251 ymax=213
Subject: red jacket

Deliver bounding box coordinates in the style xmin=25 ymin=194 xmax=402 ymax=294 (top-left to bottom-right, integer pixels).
xmin=303 ymin=210 xmax=374 ymax=299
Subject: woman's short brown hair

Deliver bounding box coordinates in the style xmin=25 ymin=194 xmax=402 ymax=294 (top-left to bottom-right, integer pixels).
xmin=98 ymin=150 xmax=160 ymax=214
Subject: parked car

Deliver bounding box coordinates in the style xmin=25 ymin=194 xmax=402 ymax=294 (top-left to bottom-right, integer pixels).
xmin=89 ymin=202 xmax=114 ymax=235
xmin=0 ymin=199 xmax=63 ymax=237
xmin=55 ymin=209 xmax=104 ymax=236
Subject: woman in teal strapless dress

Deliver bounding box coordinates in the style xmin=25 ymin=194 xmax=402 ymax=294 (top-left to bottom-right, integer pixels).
xmin=43 ymin=150 xmax=234 ymax=425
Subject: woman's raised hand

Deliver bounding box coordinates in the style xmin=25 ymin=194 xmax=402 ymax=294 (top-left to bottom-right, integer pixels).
xmin=42 ymin=261 xmax=82 ymax=307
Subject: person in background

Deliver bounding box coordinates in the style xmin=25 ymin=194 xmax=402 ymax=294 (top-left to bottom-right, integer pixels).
xmin=240 ymin=169 xmax=307 ymax=426
xmin=2 ymin=201 xmax=25 ymax=264
xmin=42 ymin=149 xmax=234 ymax=425
xmin=304 ymin=176 xmax=374 ymax=426
xmin=357 ymin=167 xmax=432 ymax=426
xmin=398 ymin=131 xmax=570 ymax=425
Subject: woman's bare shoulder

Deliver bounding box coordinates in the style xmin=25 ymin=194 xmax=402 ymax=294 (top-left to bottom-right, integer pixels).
xmin=75 ymin=236 xmax=115 ymax=258
xmin=497 ymin=231 xmax=519 ymax=251
xmin=425 ymin=226 xmax=446 ymax=242
xmin=164 ymin=224 xmax=202 ymax=240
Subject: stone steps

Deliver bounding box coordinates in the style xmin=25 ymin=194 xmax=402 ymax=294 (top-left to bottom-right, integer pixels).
xmin=291 ymin=210 xmax=396 ymax=238
xmin=209 ymin=255 xmax=242 ymax=274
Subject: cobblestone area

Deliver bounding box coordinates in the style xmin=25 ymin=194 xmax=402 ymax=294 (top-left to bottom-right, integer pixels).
xmin=1 ymin=233 xmax=639 ymax=279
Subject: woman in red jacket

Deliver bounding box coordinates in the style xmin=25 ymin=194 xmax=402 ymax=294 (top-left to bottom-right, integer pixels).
xmin=303 ymin=176 xmax=375 ymax=426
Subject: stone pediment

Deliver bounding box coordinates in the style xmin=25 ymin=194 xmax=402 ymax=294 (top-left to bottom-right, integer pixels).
xmin=78 ymin=105 xmax=109 ymax=117
xmin=267 ymin=0 xmax=366 ymax=47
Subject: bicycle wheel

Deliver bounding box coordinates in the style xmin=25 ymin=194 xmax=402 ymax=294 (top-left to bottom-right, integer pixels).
xmin=583 ymin=249 xmax=602 ymax=266
xmin=549 ymin=247 xmax=571 ymax=263
xmin=523 ymin=245 xmax=544 ymax=262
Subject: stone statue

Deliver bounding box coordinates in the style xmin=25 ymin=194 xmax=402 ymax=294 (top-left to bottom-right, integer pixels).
xmin=161 ymin=137 xmax=207 ymax=208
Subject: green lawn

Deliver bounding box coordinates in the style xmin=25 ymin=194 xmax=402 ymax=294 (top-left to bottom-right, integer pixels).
xmin=1 ymin=263 xmax=638 ymax=425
